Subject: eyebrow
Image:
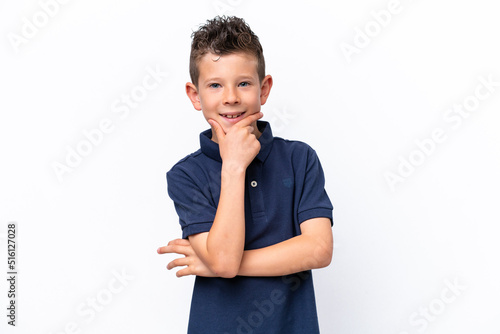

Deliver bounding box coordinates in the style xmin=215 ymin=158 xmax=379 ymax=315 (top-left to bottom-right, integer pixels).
xmin=237 ymin=75 xmax=256 ymax=81
xmin=203 ymin=77 xmax=223 ymax=83
xmin=203 ymin=75 xmax=257 ymax=83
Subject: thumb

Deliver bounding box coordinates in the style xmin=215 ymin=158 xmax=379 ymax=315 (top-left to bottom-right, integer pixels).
xmin=208 ymin=119 xmax=225 ymax=141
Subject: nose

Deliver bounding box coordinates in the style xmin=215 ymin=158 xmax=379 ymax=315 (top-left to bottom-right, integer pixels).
xmin=223 ymin=86 xmax=240 ymax=105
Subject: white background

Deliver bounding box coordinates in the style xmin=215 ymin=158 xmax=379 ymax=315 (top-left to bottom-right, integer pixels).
xmin=1 ymin=0 xmax=499 ymax=333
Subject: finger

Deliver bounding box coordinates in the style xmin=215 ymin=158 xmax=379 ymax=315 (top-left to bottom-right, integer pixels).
xmin=167 ymin=238 xmax=190 ymax=246
xmin=157 ymin=244 xmax=189 ymax=255
xmin=237 ymin=111 xmax=263 ymax=127
xmin=167 ymin=257 xmax=189 ymax=270
xmin=176 ymin=267 xmax=192 ymax=278
xmin=208 ymin=119 xmax=225 ymax=140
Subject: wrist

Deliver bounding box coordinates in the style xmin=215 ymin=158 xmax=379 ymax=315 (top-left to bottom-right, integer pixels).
xmin=221 ymin=162 xmax=246 ymax=177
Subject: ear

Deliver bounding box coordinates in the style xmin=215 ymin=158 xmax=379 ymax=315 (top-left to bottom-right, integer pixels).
xmin=259 ymin=75 xmax=273 ymax=105
xmin=186 ymin=82 xmax=202 ymax=111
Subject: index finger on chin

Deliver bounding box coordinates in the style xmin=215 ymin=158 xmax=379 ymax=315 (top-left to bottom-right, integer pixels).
xmin=237 ymin=111 xmax=263 ymax=128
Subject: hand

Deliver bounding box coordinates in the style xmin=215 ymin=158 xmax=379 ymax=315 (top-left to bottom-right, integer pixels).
xmin=209 ymin=112 xmax=263 ymax=171
xmin=157 ymin=238 xmax=217 ymax=278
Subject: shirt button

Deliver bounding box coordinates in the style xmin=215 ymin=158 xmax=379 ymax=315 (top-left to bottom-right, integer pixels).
xmin=250 ymin=180 xmax=258 ymax=188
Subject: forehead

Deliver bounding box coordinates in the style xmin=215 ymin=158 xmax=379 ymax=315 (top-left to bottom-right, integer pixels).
xmin=197 ymin=52 xmax=259 ymax=80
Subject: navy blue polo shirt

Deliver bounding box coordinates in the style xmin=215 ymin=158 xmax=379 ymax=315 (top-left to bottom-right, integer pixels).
xmin=167 ymin=121 xmax=333 ymax=334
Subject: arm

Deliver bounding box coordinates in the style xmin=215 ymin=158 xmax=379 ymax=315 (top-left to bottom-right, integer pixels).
xmin=159 ymin=217 xmax=333 ymax=277
xmin=238 ymin=217 xmax=333 ymax=276
xmin=185 ymin=112 xmax=263 ymax=278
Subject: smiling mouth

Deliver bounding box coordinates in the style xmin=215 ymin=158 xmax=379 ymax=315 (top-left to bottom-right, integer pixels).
xmin=220 ymin=112 xmax=245 ymax=119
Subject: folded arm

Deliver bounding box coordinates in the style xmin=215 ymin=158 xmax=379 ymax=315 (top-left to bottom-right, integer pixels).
xmin=159 ymin=217 xmax=333 ymax=278
xmin=238 ymin=217 xmax=333 ymax=276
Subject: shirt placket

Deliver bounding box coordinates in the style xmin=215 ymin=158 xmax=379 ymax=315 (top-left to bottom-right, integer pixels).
xmin=246 ymin=160 xmax=267 ymax=223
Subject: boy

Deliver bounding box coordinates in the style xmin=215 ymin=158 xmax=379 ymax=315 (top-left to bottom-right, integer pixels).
xmin=158 ymin=16 xmax=334 ymax=333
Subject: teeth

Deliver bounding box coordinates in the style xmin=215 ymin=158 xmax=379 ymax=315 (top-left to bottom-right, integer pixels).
xmin=222 ymin=113 xmax=243 ymax=119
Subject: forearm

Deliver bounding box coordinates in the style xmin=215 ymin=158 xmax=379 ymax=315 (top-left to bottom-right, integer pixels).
xmin=162 ymin=219 xmax=332 ymax=279
xmin=204 ymin=165 xmax=246 ymax=277
xmin=238 ymin=222 xmax=333 ymax=276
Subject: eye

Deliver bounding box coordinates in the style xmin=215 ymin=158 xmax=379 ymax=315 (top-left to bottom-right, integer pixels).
xmin=209 ymin=83 xmax=221 ymax=89
xmin=239 ymin=81 xmax=250 ymax=87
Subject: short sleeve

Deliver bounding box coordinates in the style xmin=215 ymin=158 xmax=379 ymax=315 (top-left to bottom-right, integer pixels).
xmin=167 ymin=166 xmax=217 ymax=239
xmin=297 ymin=148 xmax=334 ymax=225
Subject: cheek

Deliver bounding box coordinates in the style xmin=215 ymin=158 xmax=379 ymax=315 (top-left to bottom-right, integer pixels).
xmin=200 ymin=100 xmax=217 ymax=114
xmin=252 ymin=91 xmax=263 ymax=106
xmin=251 ymin=97 xmax=262 ymax=108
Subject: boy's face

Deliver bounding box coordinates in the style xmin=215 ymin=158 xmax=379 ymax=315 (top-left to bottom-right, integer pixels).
xmin=186 ymin=52 xmax=272 ymax=143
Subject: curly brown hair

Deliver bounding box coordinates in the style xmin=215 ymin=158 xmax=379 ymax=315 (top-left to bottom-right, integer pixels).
xmin=189 ymin=16 xmax=265 ymax=88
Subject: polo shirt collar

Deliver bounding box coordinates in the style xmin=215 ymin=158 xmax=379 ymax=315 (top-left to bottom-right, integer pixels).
xmin=200 ymin=121 xmax=274 ymax=163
